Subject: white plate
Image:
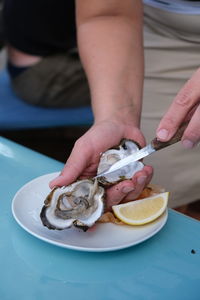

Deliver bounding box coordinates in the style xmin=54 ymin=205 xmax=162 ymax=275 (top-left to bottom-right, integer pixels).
xmin=12 ymin=172 xmax=168 ymax=252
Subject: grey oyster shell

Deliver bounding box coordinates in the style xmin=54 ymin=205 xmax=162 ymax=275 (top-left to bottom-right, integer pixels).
xmin=40 ymin=139 xmax=144 ymax=231
xmin=97 ymin=139 xmax=144 ymax=185
xmin=40 ymin=179 xmax=104 ymax=231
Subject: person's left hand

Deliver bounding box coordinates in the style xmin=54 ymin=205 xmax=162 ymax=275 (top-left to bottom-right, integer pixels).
xmin=49 ymin=118 xmax=153 ymax=210
xmin=156 ymin=68 xmax=200 ymax=148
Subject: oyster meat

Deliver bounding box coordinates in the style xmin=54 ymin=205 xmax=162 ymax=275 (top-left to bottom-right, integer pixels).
xmin=40 ymin=179 xmax=104 ymax=231
xmin=97 ymin=139 xmax=144 ymax=185
xmin=40 ymin=139 xmax=144 ymax=231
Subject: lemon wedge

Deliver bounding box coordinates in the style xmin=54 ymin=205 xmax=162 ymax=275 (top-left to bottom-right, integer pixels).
xmin=112 ymin=192 xmax=169 ymax=225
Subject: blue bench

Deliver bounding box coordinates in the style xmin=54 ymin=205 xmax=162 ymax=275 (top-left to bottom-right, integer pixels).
xmin=0 ymin=70 xmax=93 ymax=130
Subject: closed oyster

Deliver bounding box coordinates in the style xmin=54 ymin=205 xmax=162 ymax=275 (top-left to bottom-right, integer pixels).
xmin=40 ymin=179 xmax=104 ymax=231
xmin=97 ymin=139 xmax=144 ymax=185
xmin=40 ymin=139 xmax=144 ymax=231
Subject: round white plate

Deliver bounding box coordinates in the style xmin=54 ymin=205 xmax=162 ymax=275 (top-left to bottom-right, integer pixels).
xmin=12 ymin=172 xmax=168 ymax=252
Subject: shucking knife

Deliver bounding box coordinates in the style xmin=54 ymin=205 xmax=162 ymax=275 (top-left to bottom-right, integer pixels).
xmin=96 ymin=122 xmax=188 ymax=178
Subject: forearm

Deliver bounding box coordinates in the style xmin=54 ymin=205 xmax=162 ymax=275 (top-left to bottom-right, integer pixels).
xmin=76 ymin=0 xmax=144 ymax=126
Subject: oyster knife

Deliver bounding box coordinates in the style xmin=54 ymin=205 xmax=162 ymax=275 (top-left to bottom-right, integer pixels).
xmin=96 ymin=122 xmax=188 ymax=178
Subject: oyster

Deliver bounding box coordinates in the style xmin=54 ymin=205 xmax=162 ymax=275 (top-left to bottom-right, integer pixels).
xmin=97 ymin=139 xmax=144 ymax=185
xmin=40 ymin=139 xmax=144 ymax=231
xmin=40 ymin=179 xmax=104 ymax=231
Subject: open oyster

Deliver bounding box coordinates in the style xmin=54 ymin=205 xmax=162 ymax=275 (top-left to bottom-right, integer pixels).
xmin=40 ymin=139 xmax=144 ymax=231
xmin=40 ymin=179 xmax=104 ymax=231
xmin=97 ymin=139 xmax=144 ymax=185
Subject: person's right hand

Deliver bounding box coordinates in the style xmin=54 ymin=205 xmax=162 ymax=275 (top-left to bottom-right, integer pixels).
xmin=49 ymin=118 xmax=153 ymax=211
xmin=156 ymin=68 xmax=200 ymax=148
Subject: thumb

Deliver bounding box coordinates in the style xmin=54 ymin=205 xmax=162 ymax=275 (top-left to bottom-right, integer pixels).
xmin=49 ymin=144 xmax=90 ymax=189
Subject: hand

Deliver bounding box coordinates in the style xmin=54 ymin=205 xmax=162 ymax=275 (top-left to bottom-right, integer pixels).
xmin=49 ymin=118 xmax=153 ymax=210
xmin=156 ymin=68 xmax=200 ymax=148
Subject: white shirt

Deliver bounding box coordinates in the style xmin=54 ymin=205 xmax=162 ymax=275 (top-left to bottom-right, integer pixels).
xmin=143 ymin=0 xmax=200 ymax=14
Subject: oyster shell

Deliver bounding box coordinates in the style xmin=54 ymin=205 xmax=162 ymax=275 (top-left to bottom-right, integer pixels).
xmin=97 ymin=139 xmax=144 ymax=185
xmin=40 ymin=139 xmax=144 ymax=231
xmin=40 ymin=179 xmax=104 ymax=231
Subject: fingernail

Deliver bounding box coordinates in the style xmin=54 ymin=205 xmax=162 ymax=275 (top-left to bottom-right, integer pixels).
xmin=49 ymin=175 xmax=62 ymax=187
xmin=182 ymin=139 xmax=194 ymax=149
xmin=157 ymin=129 xmax=169 ymax=140
xmin=137 ymin=176 xmax=147 ymax=185
xmin=122 ymin=186 xmax=135 ymax=194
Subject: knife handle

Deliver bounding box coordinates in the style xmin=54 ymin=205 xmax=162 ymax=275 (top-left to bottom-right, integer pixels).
xmin=151 ymin=122 xmax=188 ymax=151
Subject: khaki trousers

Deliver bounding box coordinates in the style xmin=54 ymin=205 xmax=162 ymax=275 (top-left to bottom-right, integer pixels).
xmin=142 ymin=5 xmax=200 ymax=207
xmin=11 ymin=51 xmax=91 ymax=108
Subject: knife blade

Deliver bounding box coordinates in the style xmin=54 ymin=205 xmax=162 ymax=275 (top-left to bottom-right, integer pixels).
xmin=96 ymin=122 xmax=188 ymax=178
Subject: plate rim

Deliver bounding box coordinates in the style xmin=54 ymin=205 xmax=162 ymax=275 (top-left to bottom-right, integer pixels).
xmin=12 ymin=172 xmax=168 ymax=252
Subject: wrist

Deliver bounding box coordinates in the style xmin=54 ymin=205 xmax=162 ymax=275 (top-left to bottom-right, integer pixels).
xmin=93 ymin=98 xmax=141 ymax=127
xmin=92 ymin=113 xmax=145 ymax=149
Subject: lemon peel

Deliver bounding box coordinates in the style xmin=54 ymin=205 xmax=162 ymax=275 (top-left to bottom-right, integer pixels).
xmin=112 ymin=192 xmax=169 ymax=225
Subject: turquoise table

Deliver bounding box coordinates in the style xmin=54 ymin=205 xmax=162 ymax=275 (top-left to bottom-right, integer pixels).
xmin=1 ymin=136 xmax=200 ymax=300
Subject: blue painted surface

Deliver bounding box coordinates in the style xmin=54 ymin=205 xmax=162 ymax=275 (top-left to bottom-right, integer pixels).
xmin=0 ymin=70 xmax=93 ymax=130
xmin=0 ymin=136 xmax=200 ymax=300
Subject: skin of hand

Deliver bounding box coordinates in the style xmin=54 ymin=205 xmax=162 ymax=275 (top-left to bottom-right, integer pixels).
xmin=157 ymin=68 xmax=200 ymax=148
xmin=50 ymin=118 xmax=153 ymax=210
xmin=50 ymin=0 xmax=154 ymax=209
